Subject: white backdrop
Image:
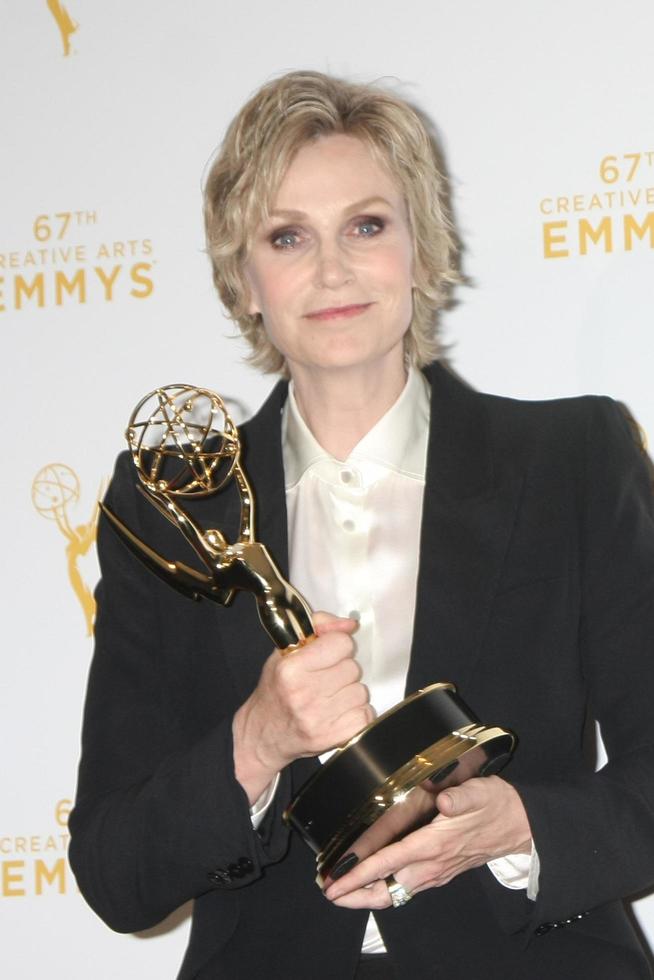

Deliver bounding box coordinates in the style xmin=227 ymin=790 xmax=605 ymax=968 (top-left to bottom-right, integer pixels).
xmin=2 ymin=2 xmax=653 ymax=976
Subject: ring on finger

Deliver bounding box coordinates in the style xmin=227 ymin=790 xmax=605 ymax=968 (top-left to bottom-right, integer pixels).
xmin=385 ymin=874 xmax=413 ymax=909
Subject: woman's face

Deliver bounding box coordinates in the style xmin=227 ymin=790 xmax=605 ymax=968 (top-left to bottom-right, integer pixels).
xmin=244 ymin=134 xmax=414 ymax=381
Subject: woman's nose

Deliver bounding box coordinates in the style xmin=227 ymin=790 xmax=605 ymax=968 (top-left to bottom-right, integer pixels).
xmin=313 ymin=243 xmax=354 ymax=289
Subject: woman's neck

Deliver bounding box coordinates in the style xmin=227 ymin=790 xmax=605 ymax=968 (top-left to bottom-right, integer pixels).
xmin=289 ymin=359 xmax=408 ymax=460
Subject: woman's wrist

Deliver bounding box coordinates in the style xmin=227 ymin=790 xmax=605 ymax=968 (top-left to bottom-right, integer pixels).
xmin=232 ymin=698 xmax=287 ymax=805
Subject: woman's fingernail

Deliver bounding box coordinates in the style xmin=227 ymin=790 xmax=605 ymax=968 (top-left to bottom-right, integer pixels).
xmin=331 ymin=852 xmax=359 ymax=879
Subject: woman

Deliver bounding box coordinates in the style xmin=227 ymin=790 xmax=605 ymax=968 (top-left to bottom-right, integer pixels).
xmin=70 ymin=71 xmax=654 ymax=979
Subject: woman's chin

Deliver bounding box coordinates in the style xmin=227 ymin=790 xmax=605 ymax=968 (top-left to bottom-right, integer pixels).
xmin=288 ymin=342 xmax=405 ymax=380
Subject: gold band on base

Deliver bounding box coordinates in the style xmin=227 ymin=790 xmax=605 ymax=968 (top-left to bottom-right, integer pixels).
xmin=314 ymin=723 xmax=513 ymax=886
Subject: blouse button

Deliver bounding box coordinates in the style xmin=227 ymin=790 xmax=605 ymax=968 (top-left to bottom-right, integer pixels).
xmin=343 ymin=519 xmax=355 ymax=532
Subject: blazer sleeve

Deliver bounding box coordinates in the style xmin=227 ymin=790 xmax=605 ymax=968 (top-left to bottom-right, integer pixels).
xmin=68 ymin=451 xmax=291 ymax=933
xmin=511 ymin=396 xmax=654 ymax=937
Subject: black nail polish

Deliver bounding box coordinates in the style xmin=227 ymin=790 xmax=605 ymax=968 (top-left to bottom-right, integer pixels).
xmin=331 ymin=852 xmax=359 ymax=880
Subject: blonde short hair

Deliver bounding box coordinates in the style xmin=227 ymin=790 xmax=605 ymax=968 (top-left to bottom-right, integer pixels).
xmin=204 ymin=70 xmax=459 ymax=375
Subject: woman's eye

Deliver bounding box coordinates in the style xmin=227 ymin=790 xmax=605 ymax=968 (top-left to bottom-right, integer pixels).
xmin=354 ymin=217 xmax=384 ymax=237
xmin=271 ymin=229 xmax=301 ymax=249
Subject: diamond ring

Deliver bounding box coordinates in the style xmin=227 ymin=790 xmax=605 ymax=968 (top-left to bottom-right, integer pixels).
xmin=386 ymin=874 xmax=413 ymax=909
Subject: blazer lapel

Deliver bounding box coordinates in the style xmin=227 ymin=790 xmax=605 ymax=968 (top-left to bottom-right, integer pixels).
xmin=406 ymin=363 xmax=524 ymax=695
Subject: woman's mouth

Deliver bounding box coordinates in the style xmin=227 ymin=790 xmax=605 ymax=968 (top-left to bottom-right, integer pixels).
xmin=305 ymin=303 xmax=373 ymax=321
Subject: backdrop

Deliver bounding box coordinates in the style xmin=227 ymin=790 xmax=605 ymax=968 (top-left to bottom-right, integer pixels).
xmin=3 ymin=2 xmax=653 ymax=976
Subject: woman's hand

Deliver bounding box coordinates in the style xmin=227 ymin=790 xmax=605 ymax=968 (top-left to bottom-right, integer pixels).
xmin=232 ymin=612 xmax=372 ymax=804
xmin=324 ymin=776 xmax=532 ymax=909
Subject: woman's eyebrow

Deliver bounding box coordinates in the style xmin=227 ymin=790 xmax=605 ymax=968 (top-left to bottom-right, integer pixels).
xmin=270 ymin=196 xmax=394 ymax=220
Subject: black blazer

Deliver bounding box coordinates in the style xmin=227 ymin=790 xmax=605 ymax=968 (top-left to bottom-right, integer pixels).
xmin=70 ymin=363 xmax=654 ymax=979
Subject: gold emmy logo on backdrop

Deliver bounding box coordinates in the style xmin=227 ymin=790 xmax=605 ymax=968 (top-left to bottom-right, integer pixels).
xmin=540 ymin=151 xmax=654 ymax=259
xmin=32 ymin=464 xmax=103 ymax=636
xmin=46 ymin=0 xmax=78 ymax=57
xmin=0 ymin=799 xmax=73 ymax=898
xmin=2 ymin=211 xmax=156 ymax=313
